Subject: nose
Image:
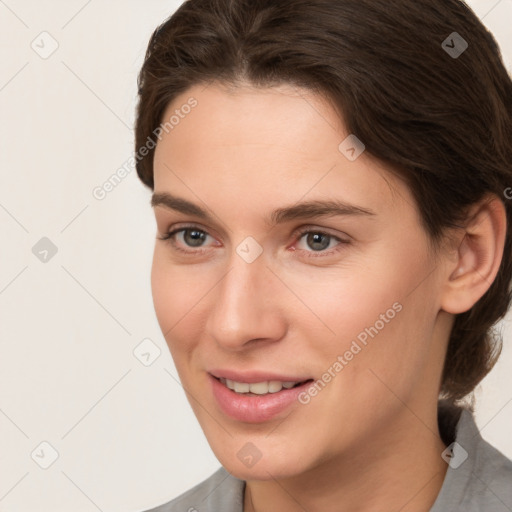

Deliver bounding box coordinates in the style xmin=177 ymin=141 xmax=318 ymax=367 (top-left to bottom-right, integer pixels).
xmin=205 ymin=246 xmax=288 ymax=351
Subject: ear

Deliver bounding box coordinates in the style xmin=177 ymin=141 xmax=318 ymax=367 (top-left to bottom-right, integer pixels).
xmin=440 ymin=194 xmax=507 ymax=314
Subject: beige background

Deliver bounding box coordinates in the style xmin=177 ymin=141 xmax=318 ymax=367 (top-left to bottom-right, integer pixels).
xmin=0 ymin=1 xmax=511 ymax=510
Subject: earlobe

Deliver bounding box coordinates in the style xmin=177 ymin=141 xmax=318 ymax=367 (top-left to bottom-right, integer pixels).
xmin=441 ymin=195 xmax=507 ymax=314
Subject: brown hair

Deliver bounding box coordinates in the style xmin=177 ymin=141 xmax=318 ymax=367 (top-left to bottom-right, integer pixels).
xmin=134 ymin=0 xmax=512 ymax=407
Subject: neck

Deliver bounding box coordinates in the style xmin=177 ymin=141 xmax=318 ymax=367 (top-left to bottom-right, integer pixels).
xmin=244 ymin=408 xmax=449 ymax=512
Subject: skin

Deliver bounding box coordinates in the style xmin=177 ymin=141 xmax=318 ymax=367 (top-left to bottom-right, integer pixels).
xmin=150 ymin=82 xmax=506 ymax=512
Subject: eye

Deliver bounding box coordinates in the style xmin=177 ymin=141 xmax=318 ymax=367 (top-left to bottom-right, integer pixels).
xmin=156 ymin=225 xmax=214 ymax=254
xmin=156 ymin=224 xmax=350 ymax=258
xmin=293 ymin=227 xmax=350 ymax=258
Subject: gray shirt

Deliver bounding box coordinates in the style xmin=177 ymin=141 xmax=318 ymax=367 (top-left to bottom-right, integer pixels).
xmin=143 ymin=409 xmax=512 ymax=511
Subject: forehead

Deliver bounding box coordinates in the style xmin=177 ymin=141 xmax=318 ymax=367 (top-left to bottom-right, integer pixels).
xmin=157 ymin=82 xmax=345 ymax=157
xmin=152 ymin=82 xmax=414 ymax=221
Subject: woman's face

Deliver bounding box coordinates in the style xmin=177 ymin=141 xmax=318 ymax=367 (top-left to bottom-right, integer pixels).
xmin=151 ymin=82 xmax=451 ymax=480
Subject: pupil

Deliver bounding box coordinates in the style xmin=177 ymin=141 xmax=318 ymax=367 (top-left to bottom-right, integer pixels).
xmin=308 ymin=233 xmax=329 ymax=251
xmin=185 ymin=229 xmax=205 ymax=247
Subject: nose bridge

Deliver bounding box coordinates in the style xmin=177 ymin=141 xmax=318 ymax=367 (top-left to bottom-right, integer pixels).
xmin=206 ymin=242 xmax=285 ymax=349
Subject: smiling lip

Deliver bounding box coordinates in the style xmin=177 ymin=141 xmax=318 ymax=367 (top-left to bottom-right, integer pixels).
xmin=208 ymin=371 xmax=314 ymax=423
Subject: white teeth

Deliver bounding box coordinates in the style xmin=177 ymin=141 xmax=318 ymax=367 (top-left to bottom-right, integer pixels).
xmin=268 ymin=381 xmax=283 ymax=393
xmin=219 ymin=378 xmax=303 ymax=394
xmin=249 ymin=382 xmax=269 ymax=395
xmin=233 ymin=381 xmax=250 ymax=393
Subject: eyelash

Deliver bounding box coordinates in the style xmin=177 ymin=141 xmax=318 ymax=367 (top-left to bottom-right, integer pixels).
xmin=156 ymin=224 xmax=350 ymax=259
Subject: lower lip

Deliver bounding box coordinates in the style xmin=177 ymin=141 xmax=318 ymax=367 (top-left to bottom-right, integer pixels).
xmin=209 ymin=374 xmax=313 ymax=423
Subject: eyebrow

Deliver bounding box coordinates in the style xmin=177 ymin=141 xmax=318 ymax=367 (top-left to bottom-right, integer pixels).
xmin=151 ymin=192 xmax=376 ymax=226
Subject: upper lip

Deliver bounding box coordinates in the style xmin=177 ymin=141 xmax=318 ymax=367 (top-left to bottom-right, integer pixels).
xmin=209 ymin=369 xmax=312 ymax=383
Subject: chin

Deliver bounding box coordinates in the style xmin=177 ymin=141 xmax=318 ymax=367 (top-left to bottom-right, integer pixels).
xmin=225 ymin=459 xmax=303 ymax=481
xmin=211 ymin=440 xmax=311 ymax=481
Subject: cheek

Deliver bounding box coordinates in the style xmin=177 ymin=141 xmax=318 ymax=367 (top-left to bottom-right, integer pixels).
xmin=150 ymin=249 xmax=213 ymax=364
xmin=150 ymin=250 xmax=172 ymax=327
xmin=300 ymin=249 xmax=437 ymax=379
xmin=284 ymin=264 xmax=404 ymax=349
xmin=150 ymin=249 xmax=193 ymax=343
xmin=335 ymin=287 xmax=438 ymax=413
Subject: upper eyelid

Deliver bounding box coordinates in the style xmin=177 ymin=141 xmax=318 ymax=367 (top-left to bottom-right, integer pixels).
xmin=166 ymin=222 xmax=342 ymax=235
